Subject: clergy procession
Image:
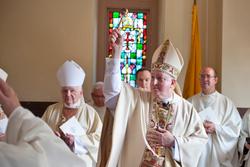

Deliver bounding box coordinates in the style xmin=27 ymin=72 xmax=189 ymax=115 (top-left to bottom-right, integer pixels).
xmin=0 ymin=1 xmax=250 ymax=165
xmin=0 ymin=27 xmax=250 ymax=167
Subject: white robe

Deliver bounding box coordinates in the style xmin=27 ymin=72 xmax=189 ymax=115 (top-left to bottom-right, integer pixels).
xmin=88 ymin=101 xmax=106 ymax=122
xmin=188 ymin=91 xmax=242 ymax=167
xmin=238 ymin=109 xmax=250 ymax=167
xmin=42 ymin=100 xmax=102 ymax=167
xmin=105 ymin=84 xmax=208 ymax=167
xmin=94 ymin=106 xmax=106 ymax=122
xmin=0 ymin=107 xmax=85 ymax=167
xmin=102 ymin=58 xmax=208 ymax=167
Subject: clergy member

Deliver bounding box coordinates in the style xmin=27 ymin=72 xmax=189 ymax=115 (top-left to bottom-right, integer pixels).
xmin=0 ymin=68 xmax=8 ymax=141
xmin=0 ymin=78 xmax=85 ymax=167
xmin=99 ymin=29 xmax=208 ymax=167
xmin=42 ymin=60 xmax=102 ymax=167
xmin=89 ymin=81 xmax=106 ymax=122
xmin=188 ymin=67 xmax=241 ymax=167
xmin=135 ymin=68 xmax=151 ymax=91
xmin=98 ymin=68 xmax=151 ymax=166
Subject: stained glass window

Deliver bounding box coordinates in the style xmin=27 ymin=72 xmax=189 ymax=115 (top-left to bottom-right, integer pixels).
xmin=108 ymin=10 xmax=147 ymax=87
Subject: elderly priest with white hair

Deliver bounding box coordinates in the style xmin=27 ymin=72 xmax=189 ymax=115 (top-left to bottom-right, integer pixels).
xmin=0 ymin=68 xmax=85 ymax=167
xmin=99 ymin=29 xmax=208 ymax=167
xmin=42 ymin=60 xmax=102 ymax=167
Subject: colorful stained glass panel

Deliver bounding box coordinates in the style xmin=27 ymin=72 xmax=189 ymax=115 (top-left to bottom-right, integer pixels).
xmin=108 ymin=10 xmax=147 ymax=87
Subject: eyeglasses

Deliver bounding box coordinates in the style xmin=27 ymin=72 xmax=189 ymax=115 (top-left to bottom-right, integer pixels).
xmin=200 ymin=74 xmax=216 ymax=79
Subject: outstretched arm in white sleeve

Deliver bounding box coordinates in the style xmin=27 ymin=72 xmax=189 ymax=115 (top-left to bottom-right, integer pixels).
xmin=104 ymin=29 xmax=124 ymax=111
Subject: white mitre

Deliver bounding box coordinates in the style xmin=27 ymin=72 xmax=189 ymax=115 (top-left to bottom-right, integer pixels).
xmin=57 ymin=60 xmax=85 ymax=87
xmin=151 ymin=39 xmax=184 ymax=79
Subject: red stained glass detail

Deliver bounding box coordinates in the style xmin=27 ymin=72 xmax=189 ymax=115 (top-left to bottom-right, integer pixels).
xmin=124 ymin=32 xmax=134 ymax=50
xmin=130 ymin=64 xmax=136 ymax=69
xmin=109 ymin=18 xmax=113 ymax=23
xmin=133 ymin=13 xmax=137 ymax=19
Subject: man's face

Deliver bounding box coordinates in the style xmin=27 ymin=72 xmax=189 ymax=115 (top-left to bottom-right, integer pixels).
xmin=136 ymin=70 xmax=151 ymax=91
xmin=91 ymin=88 xmax=105 ymax=107
xmin=200 ymin=67 xmax=217 ymax=94
xmin=150 ymin=70 xmax=174 ymax=99
xmin=61 ymin=86 xmax=83 ymax=106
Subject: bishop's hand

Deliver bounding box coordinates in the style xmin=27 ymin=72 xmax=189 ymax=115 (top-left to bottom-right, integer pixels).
xmin=146 ymin=127 xmax=175 ymax=148
xmin=204 ymin=120 xmax=216 ymax=134
xmin=109 ymin=29 xmax=123 ymax=59
xmin=61 ymin=133 xmax=75 ymax=152
xmin=0 ymin=79 xmax=21 ymax=117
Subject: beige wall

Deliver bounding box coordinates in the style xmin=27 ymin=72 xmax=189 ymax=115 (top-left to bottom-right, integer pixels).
xmin=3 ymin=0 xmax=247 ymax=107
xmin=222 ymin=0 xmax=250 ymax=107
xmin=0 ymin=0 xmax=97 ymax=101
xmin=159 ymin=0 xmax=222 ymax=90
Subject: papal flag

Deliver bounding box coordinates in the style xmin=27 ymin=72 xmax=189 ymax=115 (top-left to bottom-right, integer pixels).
xmin=183 ymin=0 xmax=202 ymax=99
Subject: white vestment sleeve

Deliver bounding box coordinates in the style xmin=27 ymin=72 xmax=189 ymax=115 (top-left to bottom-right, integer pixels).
xmin=104 ymin=58 xmax=121 ymax=111
xmin=1 ymin=107 xmax=85 ymax=167
xmin=172 ymin=139 xmax=180 ymax=161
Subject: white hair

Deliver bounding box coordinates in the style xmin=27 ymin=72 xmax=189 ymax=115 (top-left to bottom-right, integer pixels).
xmin=92 ymin=81 xmax=104 ymax=92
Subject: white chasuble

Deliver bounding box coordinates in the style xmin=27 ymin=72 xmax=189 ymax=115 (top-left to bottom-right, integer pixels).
xmin=189 ymin=91 xmax=241 ymax=167
xmin=106 ymin=83 xmax=207 ymax=167
xmin=42 ymin=100 xmax=102 ymax=167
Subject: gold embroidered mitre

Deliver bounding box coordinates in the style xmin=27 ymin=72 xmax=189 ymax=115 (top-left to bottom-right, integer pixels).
xmin=151 ymin=39 xmax=184 ymax=79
